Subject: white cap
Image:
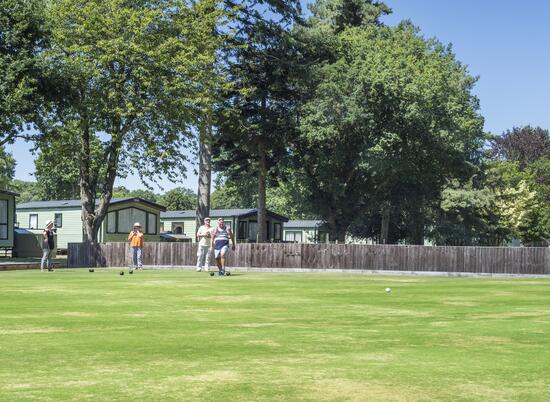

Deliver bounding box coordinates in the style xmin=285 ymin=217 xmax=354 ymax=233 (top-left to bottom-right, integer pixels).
xmin=133 ymin=222 xmax=141 ymax=227
xmin=45 ymin=220 xmax=54 ymax=227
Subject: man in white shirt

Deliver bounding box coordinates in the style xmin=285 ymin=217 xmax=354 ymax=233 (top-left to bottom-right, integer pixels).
xmin=196 ymin=217 xmax=212 ymax=271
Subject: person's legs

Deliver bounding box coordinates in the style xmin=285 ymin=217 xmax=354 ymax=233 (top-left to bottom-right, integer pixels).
xmin=40 ymin=247 xmax=49 ymax=272
xmin=47 ymin=249 xmax=53 ymax=271
xmin=136 ymin=247 xmax=143 ymax=269
xmin=196 ymin=247 xmax=204 ymax=271
xmin=219 ymin=246 xmax=229 ymax=275
xmin=197 ymin=246 xmax=209 ymax=271
xmin=131 ymin=246 xmax=137 ymax=269
xmin=214 ymin=248 xmax=222 ymax=273
xmin=203 ymin=246 xmax=210 ymax=270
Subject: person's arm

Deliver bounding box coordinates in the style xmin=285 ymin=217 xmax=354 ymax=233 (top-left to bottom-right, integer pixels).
xmin=137 ymin=230 xmax=144 ymax=238
xmin=128 ymin=231 xmax=135 ymax=241
xmin=43 ymin=230 xmax=48 ymax=241
xmin=197 ymin=227 xmax=207 ymax=241
xmin=209 ymin=229 xmax=216 ymax=250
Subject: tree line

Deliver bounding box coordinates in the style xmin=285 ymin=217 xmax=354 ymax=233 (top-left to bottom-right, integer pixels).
xmin=1 ymin=0 xmax=549 ymax=245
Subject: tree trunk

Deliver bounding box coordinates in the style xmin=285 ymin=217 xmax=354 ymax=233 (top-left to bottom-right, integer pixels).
xmin=257 ymin=137 xmax=267 ymax=242
xmin=327 ymin=210 xmax=347 ymax=243
xmin=410 ymin=199 xmax=424 ymax=245
xmin=196 ymin=116 xmax=212 ymax=234
xmin=336 ymin=228 xmax=346 ymax=243
xmin=79 ymin=116 xmax=97 ymax=243
xmin=380 ymin=201 xmax=390 ymax=244
xmin=80 ymin=116 xmax=121 ymax=243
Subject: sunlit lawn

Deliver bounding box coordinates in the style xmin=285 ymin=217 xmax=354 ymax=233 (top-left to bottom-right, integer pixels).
xmin=1 ymin=269 xmax=549 ymax=401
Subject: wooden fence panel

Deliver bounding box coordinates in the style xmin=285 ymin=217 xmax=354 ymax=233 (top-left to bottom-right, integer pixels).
xmin=301 ymin=244 xmax=318 ymax=269
xmin=284 ymin=243 xmax=304 ymax=268
xmin=67 ymin=242 xmax=550 ymax=275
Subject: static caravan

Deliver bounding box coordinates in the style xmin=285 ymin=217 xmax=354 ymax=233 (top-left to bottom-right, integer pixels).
xmin=283 ymin=220 xmax=328 ymax=243
xmin=16 ymin=197 xmax=166 ymax=249
xmin=0 ymin=189 xmax=19 ymax=251
xmin=160 ymin=208 xmax=289 ymax=243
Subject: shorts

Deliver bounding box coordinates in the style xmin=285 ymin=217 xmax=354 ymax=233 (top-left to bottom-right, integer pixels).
xmin=214 ymin=245 xmax=229 ymax=259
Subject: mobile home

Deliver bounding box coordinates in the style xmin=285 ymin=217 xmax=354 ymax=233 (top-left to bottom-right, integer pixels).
xmin=16 ymin=197 xmax=166 ymax=249
xmin=0 ymin=189 xmax=18 ymax=251
xmin=161 ymin=209 xmax=289 ymax=243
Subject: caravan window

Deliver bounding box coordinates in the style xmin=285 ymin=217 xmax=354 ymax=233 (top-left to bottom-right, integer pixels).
xmin=107 ymin=211 xmax=116 ymax=233
xmin=284 ymin=231 xmax=302 ymax=242
xmin=54 ymin=213 xmax=63 ymax=228
xmin=274 ymin=223 xmax=282 ymax=240
xmin=29 ymin=214 xmax=38 ymax=230
xmin=248 ymin=222 xmax=257 ymax=241
xmin=0 ymin=200 xmax=7 ymax=239
xmin=117 ymin=209 xmax=131 ymax=232
xmin=238 ymin=221 xmax=248 ymax=239
xmin=109 ymin=208 xmax=158 ymax=234
xmin=147 ymin=213 xmax=157 ymax=234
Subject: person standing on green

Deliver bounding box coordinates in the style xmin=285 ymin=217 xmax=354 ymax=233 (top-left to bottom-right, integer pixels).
xmin=41 ymin=220 xmax=55 ymax=272
xmin=210 ymin=218 xmax=235 ymax=276
xmin=128 ymin=222 xmax=144 ymax=270
xmin=196 ymin=217 xmax=212 ymax=271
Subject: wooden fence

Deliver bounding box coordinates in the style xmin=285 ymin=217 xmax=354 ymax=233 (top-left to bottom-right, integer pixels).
xmin=67 ymin=242 xmax=550 ymax=275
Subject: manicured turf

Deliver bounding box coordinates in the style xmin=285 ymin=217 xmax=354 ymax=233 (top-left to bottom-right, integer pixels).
xmin=0 ymin=269 xmax=549 ymax=401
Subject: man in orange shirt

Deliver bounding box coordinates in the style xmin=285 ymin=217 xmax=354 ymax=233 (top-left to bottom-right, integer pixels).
xmin=128 ymin=222 xmax=144 ymax=271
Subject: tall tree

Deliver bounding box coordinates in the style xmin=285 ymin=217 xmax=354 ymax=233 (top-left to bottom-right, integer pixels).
xmin=0 ymin=145 xmax=15 ymax=189
xmin=196 ymin=117 xmax=213 ymax=233
xmin=0 ymin=0 xmax=49 ymax=146
xmin=42 ymin=0 xmax=229 ymax=242
xmin=194 ymin=0 xmax=237 ymax=233
xmin=429 ymin=177 xmax=510 ymax=246
xmin=491 ymin=126 xmax=550 ymax=168
xmin=485 ymin=127 xmax=550 ymax=245
xmin=159 ymin=187 xmax=195 ymax=210
xmin=214 ymin=0 xmax=302 ymax=242
xmin=308 ymin=0 xmax=391 ymax=32
xmin=288 ymin=0 xmax=392 ymax=242
xmin=34 ymin=121 xmax=105 ymax=200
xmin=297 ymin=9 xmax=484 ymax=243
xmin=9 ymin=180 xmax=39 ymax=203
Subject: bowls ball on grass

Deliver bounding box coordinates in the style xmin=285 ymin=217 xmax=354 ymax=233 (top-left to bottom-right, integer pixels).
xmin=120 ymin=271 xmax=124 ymax=276
xmin=209 ymin=272 xmax=215 ymax=276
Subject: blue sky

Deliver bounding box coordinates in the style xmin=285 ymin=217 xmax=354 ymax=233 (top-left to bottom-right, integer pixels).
xmin=6 ymin=0 xmax=550 ymax=192
xmin=379 ymin=0 xmax=550 ymax=134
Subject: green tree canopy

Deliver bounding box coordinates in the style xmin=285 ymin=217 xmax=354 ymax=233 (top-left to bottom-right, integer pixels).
xmin=40 ymin=0 xmax=230 ymax=241
xmin=34 ymin=121 xmax=106 ymax=200
xmin=296 ymin=14 xmax=484 ymax=242
xmin=491 ymin=126 xmax=550 ymax=168
xmin=0 ymin=145 xmax=15 ymax=189
xmin=0 ymin=0 xmax=50 ymax=145
xmin=213 ymin=0 xmax=302 ymax=241
xmin=9 ymin=180 xmax=39 ymax=204
xmin=158 ymin=187 xmax=195 ymax=211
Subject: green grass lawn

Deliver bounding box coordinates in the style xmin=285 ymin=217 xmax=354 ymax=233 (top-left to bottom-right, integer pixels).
xmin=1 ymin=269 xmax=549 ymax=401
